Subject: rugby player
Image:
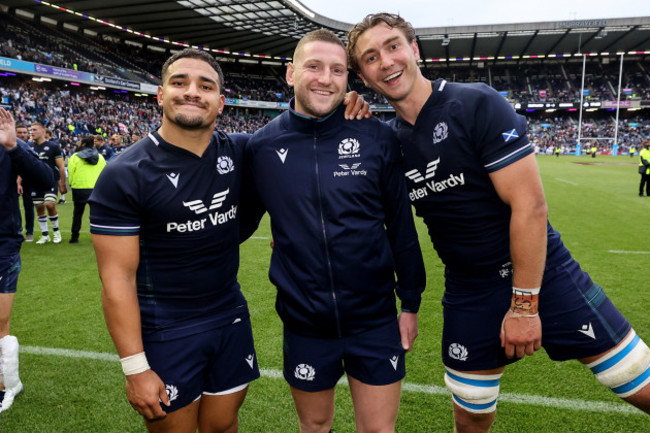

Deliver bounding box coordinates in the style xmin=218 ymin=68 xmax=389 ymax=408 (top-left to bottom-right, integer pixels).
xmin=242 ymin=29 xmax=426 ymax=433
xmin=347 ymin=13 xmax=650 ymax=432
xmin=89 ymin=49 xmax=260 ymax=433
xmin=15 ymin=123 xmax=35 ymax=242
xmin=29 ymin=121 xmax=66 ymax=244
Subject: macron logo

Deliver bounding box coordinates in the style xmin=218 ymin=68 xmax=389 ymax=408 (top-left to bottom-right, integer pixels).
xmin=389 ymin=355 xmax=399 ymax=371
xmin=246 ymin=354 xmax=255 ymax=369
xmin=276 ymin=148 xmax=288 ymax=164
xmin=166 ymin=173 xmax=180 ymax=188
xmin=579 ymin=323 xmax=596 ymax=340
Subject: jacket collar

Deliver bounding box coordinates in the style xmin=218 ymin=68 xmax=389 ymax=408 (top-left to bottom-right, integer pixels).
xmin=286 ymin=97 xmax=345 ymax=136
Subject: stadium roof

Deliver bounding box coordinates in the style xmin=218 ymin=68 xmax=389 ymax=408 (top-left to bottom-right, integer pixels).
xmin=2 ymin=0 xmax=650 ymax=63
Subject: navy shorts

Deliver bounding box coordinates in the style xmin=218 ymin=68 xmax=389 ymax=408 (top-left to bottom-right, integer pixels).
xmin=31 ymin=185 xmax=58 ymax=204
xmin=0 ymin=253 xmax=21 ymax=294
xmin=442 ymin=258 xmax=631 ymax=371
xmin=144 ymin=317 xmax=260 ymax=413
xmin=283 ymin=320 xmax=405 ymax=392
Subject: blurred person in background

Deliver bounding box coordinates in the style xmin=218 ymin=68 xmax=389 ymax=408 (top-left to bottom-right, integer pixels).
xmin=29 ymin=121 xmax=66 ymax=244
xmin=94 ymin=134 xmax=114 ymax=162
xmin=67 ymin=136 xmax=106 ymax=243
xmin=639 ymin=141 xmax=650 ymax=197
xmin=0 ymin=107 xmax=54 ymax=413
xmin=14 ymin=123 xmax=34 ymax=242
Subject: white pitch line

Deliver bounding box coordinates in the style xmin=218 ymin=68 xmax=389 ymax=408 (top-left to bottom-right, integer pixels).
xmin=609 ymin=250 xmax=650 ymax=255
xmin=21 ymin=346 xmax=644 ymax=416
xmin=554 ymin=178 xmax=579 ymax=186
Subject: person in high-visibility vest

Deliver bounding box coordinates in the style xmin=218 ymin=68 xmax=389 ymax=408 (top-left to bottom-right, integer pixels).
xmin=639 ymin=142 xmax=650 ymax=197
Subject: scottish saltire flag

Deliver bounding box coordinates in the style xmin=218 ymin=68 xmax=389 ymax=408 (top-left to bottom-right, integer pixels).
xmin=502 ymin=129 xmax=519 ymax=142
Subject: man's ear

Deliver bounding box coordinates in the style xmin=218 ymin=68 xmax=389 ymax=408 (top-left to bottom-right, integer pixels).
xmin=357 ymin=72 xmax=368 ymax=87
xmin=286 ymin=63 xmax=295 ymax=87
xmin=157 ymin=86 xmax=163 ymax=107
xmin=411 ymin=40 xmax=421 ymax=61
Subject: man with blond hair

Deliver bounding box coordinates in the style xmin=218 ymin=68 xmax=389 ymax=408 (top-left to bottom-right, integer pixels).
xmin=243 ymin=29 xmax=425 ymax=433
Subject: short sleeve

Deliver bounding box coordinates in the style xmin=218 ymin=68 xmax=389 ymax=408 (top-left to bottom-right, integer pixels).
xmin=89 ymin=161 xmax=141 ymax=236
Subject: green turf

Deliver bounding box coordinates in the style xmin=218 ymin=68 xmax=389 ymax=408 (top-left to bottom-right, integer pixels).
xmin=2 ymin=154 xmax=649 ymax=432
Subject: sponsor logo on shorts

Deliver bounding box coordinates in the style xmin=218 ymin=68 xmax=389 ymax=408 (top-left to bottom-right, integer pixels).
xmin=246 ymin=354 xmax=255 ymax=369
xmin=448 ymin=343 xmax=469 ymax=361
xmin=165 ymin=384 xmax=179 ymax=402
xmin=294 ymin=363 xmax=316 ymax=381
xmin=389 ymin=355 xmax=399 ymax=371
xmin=499 ymin=262 xmax=512 ymax=279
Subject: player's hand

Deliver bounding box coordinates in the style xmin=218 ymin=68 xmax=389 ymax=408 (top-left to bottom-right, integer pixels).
xmin=398 ymin=311 xmax=418 ymax=351
xmin=125 ymin=369 xmax=170 ymax=421
xmin=59 ymin=181 xmax=67 ymax=194
xmin=17 ymin=184 xmax=23 ymax=195
xmin=0 ymin=108 xmax=18 ymax=151
xmin=343 ymin=91 xmax=372 ymax=120
xmin=500 ymin=310 xmax=542 ymax=358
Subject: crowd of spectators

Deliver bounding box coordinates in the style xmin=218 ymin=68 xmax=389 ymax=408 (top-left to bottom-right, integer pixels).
xmin=0 ymin=15 xmax=124 ymax=80
xmin=0 ymin=76 xmax=277 ymax=156
xmin=4 ymin=9 xmax=650 ymax=108
xmin=2 ymin=74 xmax=647 ymax=160
xmin=527 ymin=114 xmax=650 ymax=154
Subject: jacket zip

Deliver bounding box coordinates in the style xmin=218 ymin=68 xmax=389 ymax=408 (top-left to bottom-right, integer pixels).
xmin=312 ymin=131 xmax=342 ymax=338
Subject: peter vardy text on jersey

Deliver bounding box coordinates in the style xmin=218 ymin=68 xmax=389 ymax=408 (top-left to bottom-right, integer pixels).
xmin=409 ymin=173 xmax=465 ymax=201
xmin=166 ymin=205 xmax=238 ymax=233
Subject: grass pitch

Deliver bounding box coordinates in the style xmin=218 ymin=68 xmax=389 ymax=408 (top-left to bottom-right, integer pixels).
xmin=2 ymin=155 xmax=650 ymax=432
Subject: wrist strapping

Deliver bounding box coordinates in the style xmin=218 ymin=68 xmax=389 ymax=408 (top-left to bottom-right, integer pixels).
xmin=510 ymin=286 xmax=540 ymax=316
xmin=120 ymin=352 xmax=151 ymax=376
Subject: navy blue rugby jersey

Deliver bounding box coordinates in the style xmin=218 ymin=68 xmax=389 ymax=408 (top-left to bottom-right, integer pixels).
xmin=32 ymin=140 xmax=63 ymax=181
xmin=89 ymin=131 xmax=248 ymax=341
xmin=392 ymin=79 xmax=567 ymax=271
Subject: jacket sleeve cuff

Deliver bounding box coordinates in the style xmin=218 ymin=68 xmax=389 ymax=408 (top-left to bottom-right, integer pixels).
xmin=398 ymin=293 xmax=422 ymax=314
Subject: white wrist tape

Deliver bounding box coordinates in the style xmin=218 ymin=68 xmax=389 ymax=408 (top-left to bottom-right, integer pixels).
xmin=120 ymin=352 xmax=151 ymax=376
xmin=512 ymin=287 xmax=540 ymax=295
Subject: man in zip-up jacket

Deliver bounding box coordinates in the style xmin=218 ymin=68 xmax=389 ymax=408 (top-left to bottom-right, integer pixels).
xmin=243 ymin=30 xmax=426 ymax=433
xmin=0 ymin=107 xmax=54 ymax=413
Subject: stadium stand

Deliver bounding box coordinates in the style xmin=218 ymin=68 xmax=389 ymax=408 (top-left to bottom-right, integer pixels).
xmin=0 ymin=7 xmax=648 ymax=152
